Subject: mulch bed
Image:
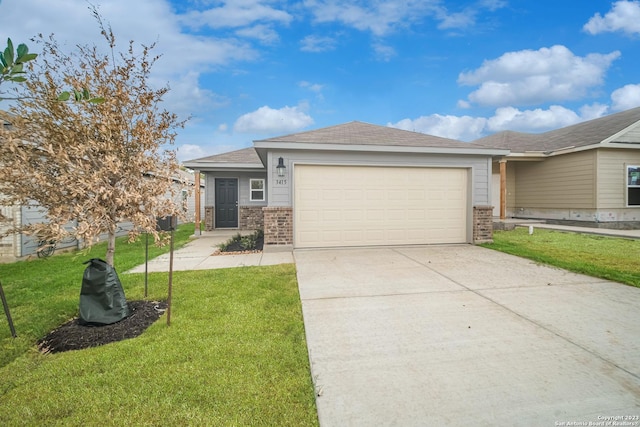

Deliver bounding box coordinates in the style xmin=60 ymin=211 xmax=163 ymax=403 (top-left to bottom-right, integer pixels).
xmin=37 ymin=300 xmax=167 ymax=354
xmin=215 ymin=234 xmax=264 ymax=255
xmin=37 ymin=233 xmax=265 ymax=354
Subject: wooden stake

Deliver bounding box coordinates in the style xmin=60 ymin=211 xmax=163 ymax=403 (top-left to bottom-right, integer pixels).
xmin=167 ymin=227 xmax=174 ymax=326
xmin=0 ymin=281 xmax=17 ymax=338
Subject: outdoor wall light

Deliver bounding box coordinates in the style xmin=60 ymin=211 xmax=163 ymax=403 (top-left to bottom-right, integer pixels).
xmin=276 ymin=157 xmax=286 ymax=177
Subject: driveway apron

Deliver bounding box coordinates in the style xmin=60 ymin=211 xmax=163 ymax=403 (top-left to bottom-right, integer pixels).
xmin=294 ymin=245 xmax=640 ymax=426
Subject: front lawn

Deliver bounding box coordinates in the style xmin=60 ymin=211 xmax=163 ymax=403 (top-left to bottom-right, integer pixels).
xmin=482 ymin=227 xmax=640 ymax=287
xmin=0 ymin=223 xmax=195 ymax=367
xmin=0 ymin=226 xmax=318 ymax=425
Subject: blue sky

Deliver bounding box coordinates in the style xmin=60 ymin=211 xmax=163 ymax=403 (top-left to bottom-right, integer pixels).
xmin=1 ymin=0 xmax=639 ymax=161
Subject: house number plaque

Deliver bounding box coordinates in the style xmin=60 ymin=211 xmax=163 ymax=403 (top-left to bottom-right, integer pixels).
xmin=275 ymin=179 xmax=287 ymax=185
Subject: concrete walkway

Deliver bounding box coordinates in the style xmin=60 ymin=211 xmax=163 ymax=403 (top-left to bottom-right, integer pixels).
xmin=295 ymin=245 xmax=640 ymax=426
xmin=125 ymin=230 xmax=294 ymax=273
xmin=125 ymin=223 xmax=640 ymax=274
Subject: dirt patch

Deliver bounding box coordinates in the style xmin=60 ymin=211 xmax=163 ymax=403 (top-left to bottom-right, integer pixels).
xmin=37 ymin=300 xmax=167 ymax=354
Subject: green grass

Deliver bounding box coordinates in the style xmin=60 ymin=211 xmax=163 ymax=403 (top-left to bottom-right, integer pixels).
xmin=0 ymin=223 xmax=196 ymax=368
xmin=0 ymin=266 xmax=317 ymax=426
xmin=0 ymin=223 xmax=318 ymax=425
xmin=482 ymin=227 xmax=640 ymax=287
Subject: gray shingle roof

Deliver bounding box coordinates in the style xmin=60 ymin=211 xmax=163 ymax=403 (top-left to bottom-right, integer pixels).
xmin=185 ymin=147 xmax=262 ymax=165
xmin=472 ymin=130 xmax=543 ymax=151
xmin=256 ymin=121 xmax=476 ymax=149
xmin=473 ymin=107 xmax=640 ymax=153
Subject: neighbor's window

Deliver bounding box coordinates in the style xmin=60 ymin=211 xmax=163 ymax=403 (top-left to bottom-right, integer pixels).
xmin=628 ymin=166 xmax=640 ymax=206
xmin=250 ymin=179 xmax=265 ymax=201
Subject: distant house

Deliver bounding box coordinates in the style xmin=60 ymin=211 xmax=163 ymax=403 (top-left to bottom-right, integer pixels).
xmin=184 ymin=121 xmax=507 ymax=248
xmin=474 ymin=107 xmax=640 ymax=229
xmin=0 ymin=170 xmax=204 ymax=262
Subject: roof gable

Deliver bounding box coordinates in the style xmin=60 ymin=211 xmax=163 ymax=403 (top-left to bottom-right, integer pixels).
xmin=183 ymin=147 xmax=264 ymax=170
xmin=186 ymin=147 xmax=261 ymax=164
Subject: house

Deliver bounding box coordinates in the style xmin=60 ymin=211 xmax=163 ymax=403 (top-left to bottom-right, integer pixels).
xmin=184 ymin=121 xmax=508 ymax=249
xmin=0 ymin=170 xmax=204 ymax=261
xmin=474 ymin=107 xmax=640 ymax=229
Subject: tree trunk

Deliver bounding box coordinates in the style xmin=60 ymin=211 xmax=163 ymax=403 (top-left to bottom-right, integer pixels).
xmin=106 ymin=230 xmax=116 ymax=266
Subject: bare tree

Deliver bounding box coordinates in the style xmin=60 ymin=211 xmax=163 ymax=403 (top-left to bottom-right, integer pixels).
xmin=0 ymin=16 xmax=186 ymax=266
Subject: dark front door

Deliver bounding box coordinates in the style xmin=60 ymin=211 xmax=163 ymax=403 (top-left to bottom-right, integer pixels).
xmin=215 ymin=178 xmax=238 ymax=228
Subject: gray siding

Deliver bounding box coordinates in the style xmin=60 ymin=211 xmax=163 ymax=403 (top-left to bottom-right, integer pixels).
xmin=266 ymin=150 xmax=493 ymax=207
xmin=204 ymin=171 xmax=268 ymax=207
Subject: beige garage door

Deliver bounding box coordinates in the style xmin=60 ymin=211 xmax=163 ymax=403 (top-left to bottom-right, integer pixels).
xmin=294 ymin=165 xmax=468 ymax=248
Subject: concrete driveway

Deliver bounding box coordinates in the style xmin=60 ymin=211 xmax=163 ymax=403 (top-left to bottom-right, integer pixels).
xmin=294 ymin=245 xmax=640 ymax=426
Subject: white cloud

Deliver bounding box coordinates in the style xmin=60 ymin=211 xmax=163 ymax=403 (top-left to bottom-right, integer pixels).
xmin=389 ymin=115 xmax=488 ymax=141
xmin=611 ymin=84 xmax=640 ymax=111
xmin=304 ymin=0 xmax=433 ymax=36
xmin=458 ymin=45 xmax=621 ymax=106
xmin=299 ymin=81 xmax=324 ymax=101
xmin=304 ymin=0 xmax=505 ymax=36
xmin=480 ymin=0 xmax=508 ymax=11
xmin=177 ymin=144 xmax=207 ymax=161
xmin=300 ymin=35 xmax=338 ymax=52
xmin=373 ymin=43 xmax=396 ymax=62
xmin=179 ymin=1 xmax=292 ymax=30
xmin=579 ymin=103 xmax=610 ymax=120
xmin=236 ymin=24 xmax=280 ymax=45
xmin=161 ymin=71 xmax=231 ymax=120
xmin=390 ymin=105 xmax=611 ymax=141
xmin=584 ymin=1 xmax=640 ymax=35
xmin=435 ymin=9 xmax=476 ymax=30
xmin=233 ymin=105 xmax=314 ymax=133
xmin=486 ymin=106 xmax=582 ymax=133
xmin=299 ymin=81 xmax=324 ymax=92
xmin=0 ymin=0 xmax=257 ymax=120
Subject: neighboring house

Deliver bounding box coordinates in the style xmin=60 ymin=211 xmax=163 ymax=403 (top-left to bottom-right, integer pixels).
xmin=172 ymin=169 xmax=206 ymax=224
xmin=184 ymin=121 xmax=508 ymax=249
xmin=0 ymin=171 xmax=204 ymax=262
xmin=474 ymin=107 xmax=640 ymax=229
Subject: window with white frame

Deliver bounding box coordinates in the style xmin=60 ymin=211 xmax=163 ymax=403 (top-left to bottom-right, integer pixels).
xmin=627 ymin=165 xmax=640 ymax=206
xmin=250 ymin=179 xmax=265 ymax=201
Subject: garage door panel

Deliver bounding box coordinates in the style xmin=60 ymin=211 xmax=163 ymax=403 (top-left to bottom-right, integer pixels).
xmin=322 ymin=190 xmax=342 ymax=201
xmin=408 ymin=190 xmax=426 ymax=201
xmin=365 ymin=190 xmax=383 ymax=201
xmin=295 ymin=165 xmax=468 ymax=248
xmin=407 ymin=209 xmax=426 ymax=220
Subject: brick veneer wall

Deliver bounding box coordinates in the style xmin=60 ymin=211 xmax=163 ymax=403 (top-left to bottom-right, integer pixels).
xmin=473 ymin=205 xmax=493 ymax=243
xmin=205 ymin=206 xmax=264 ymax=231
xmin=240 ymin=206 xmax=264 ymax=230
xmin=205 ymin=206 xmax=214 ymax=231
xmin=263 ymin=207 xmax=293 ymax=245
